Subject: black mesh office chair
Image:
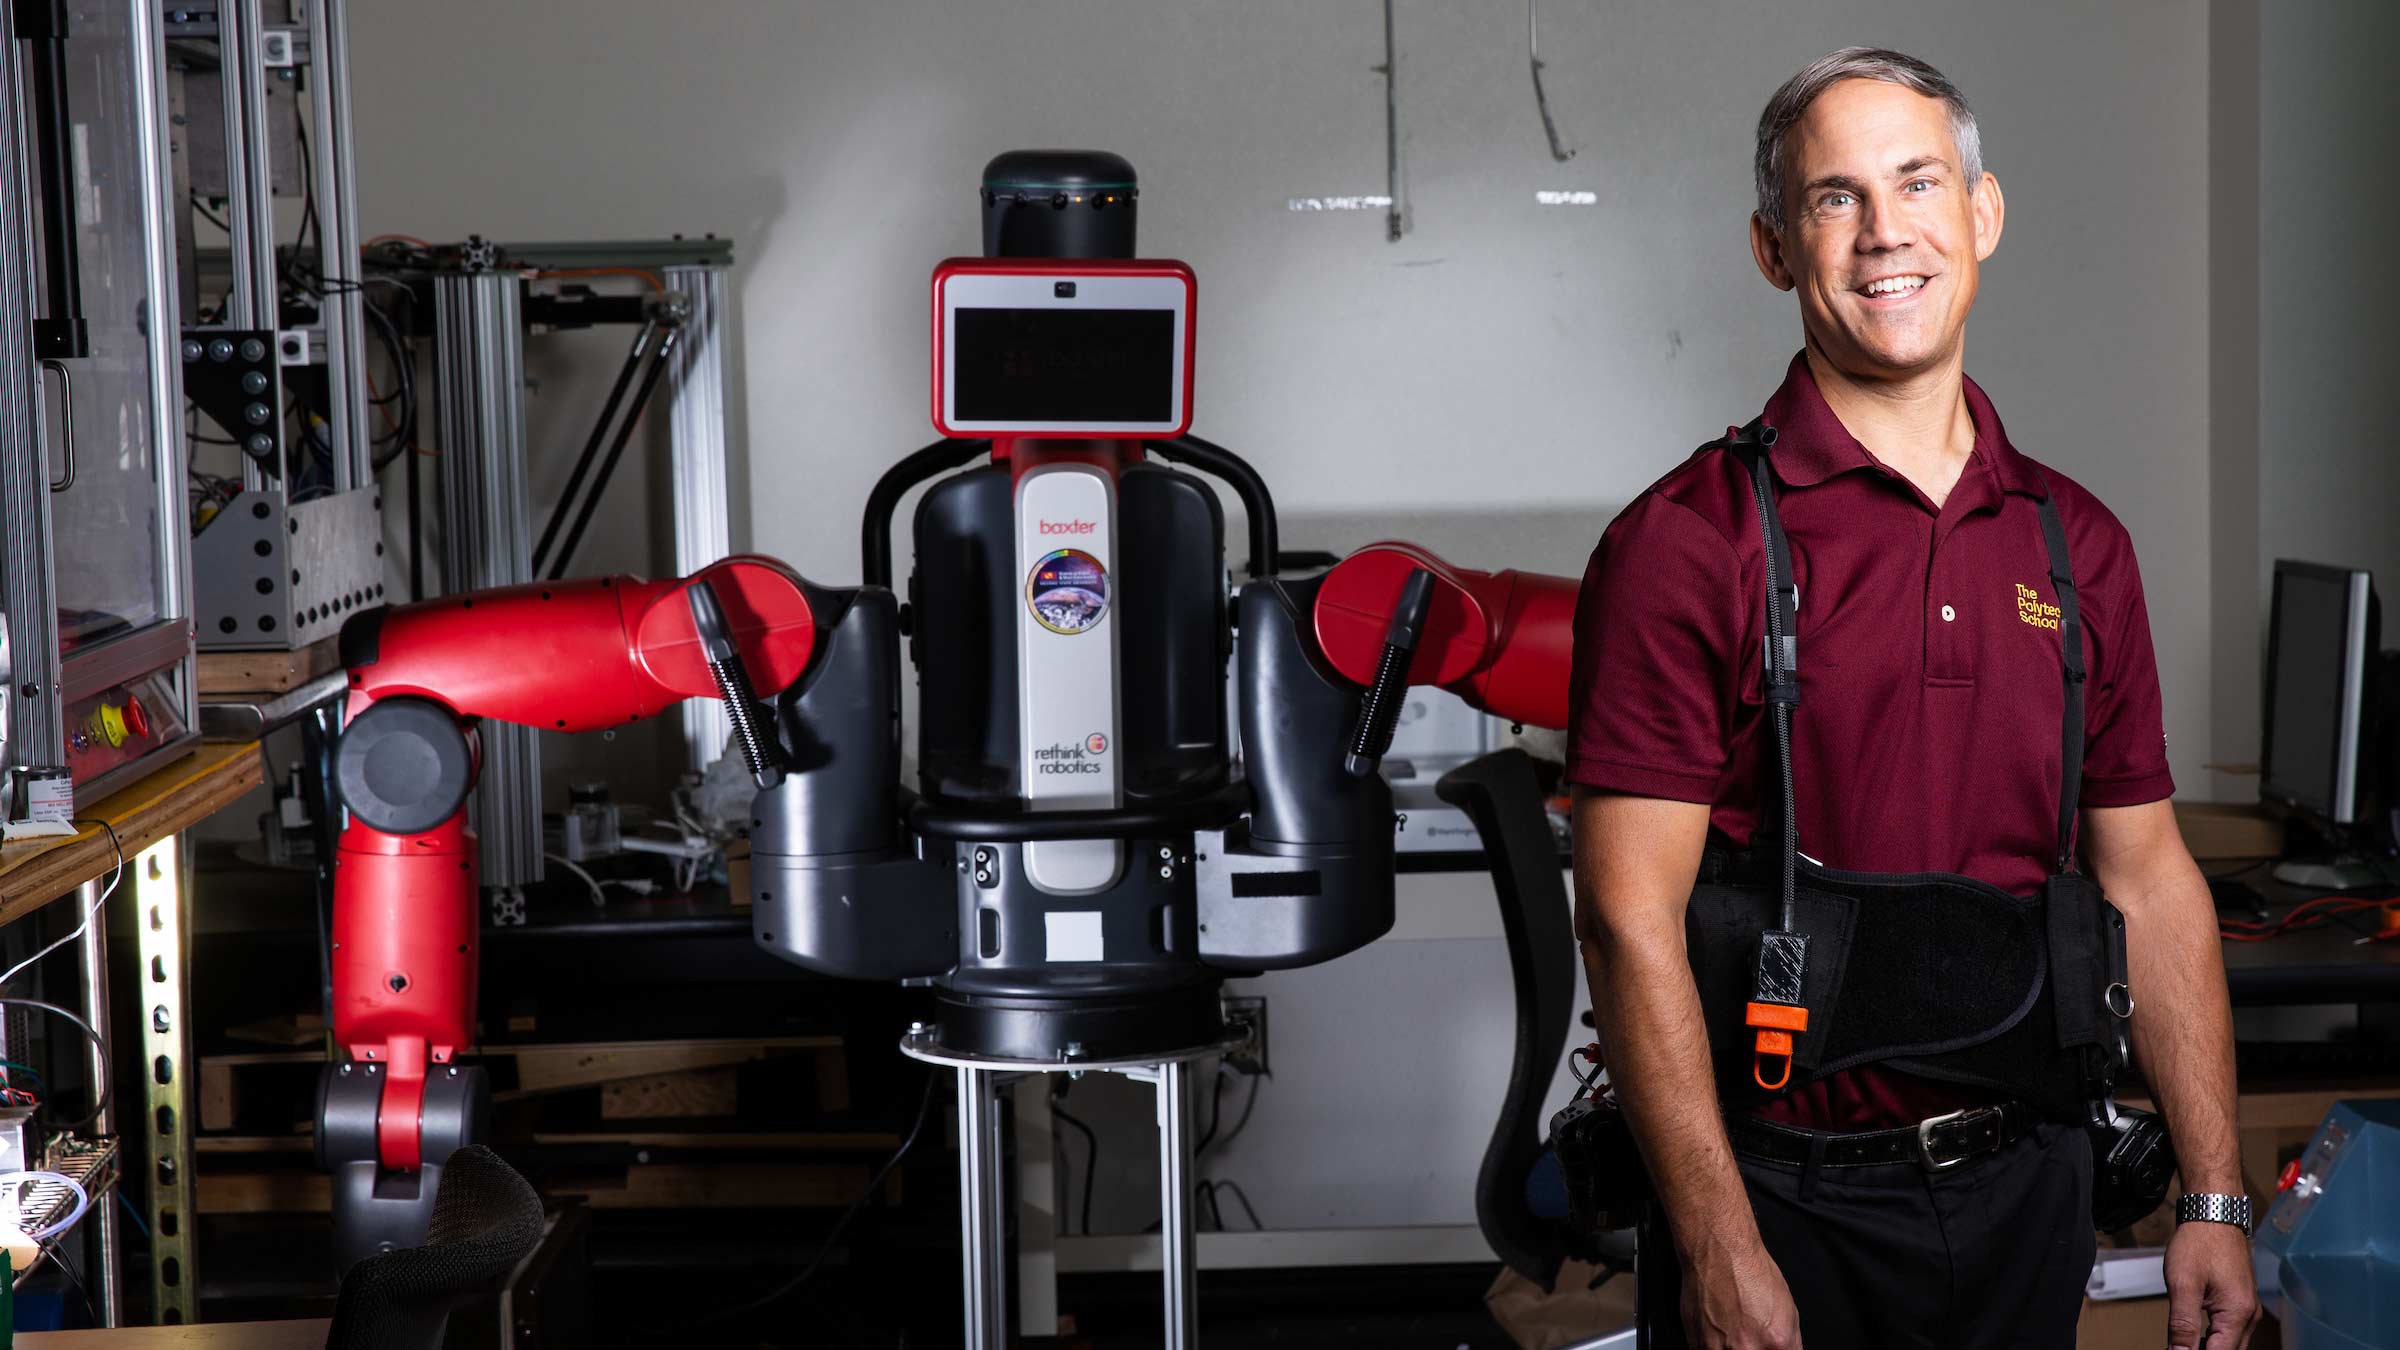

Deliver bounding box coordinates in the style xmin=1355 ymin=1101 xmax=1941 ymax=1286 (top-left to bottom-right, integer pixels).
xmin=1437 ymin=748 xmax=1587 ymax=1289
xmin=325 ymin=1145 xmax=546 ymax=1350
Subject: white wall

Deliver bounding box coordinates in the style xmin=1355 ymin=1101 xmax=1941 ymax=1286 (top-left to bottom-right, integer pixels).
xmin=2204 ymin=0 xmax=2400 ymax=800
xmin=349 ymin=0 xmax=2220 ymax=794
xmin=344 ymin=2 xmax=2233 ymax=1231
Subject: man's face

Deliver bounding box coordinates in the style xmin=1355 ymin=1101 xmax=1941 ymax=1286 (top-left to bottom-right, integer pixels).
xmin=1750 ymin=78 xmax=2004 ymax=378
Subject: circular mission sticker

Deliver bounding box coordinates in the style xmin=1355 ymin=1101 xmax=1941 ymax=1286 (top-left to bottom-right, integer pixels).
xmin=1027 ymin=549 xmax=1109 ymax=635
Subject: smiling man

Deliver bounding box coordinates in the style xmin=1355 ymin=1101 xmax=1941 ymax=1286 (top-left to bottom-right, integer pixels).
xmin=1566 ymin=49 xmax=2258 ymax=1349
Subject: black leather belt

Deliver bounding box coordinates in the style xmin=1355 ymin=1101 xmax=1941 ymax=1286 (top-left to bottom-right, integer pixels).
xmin=1726 ymin=1102 xmax=2034 ymax=1172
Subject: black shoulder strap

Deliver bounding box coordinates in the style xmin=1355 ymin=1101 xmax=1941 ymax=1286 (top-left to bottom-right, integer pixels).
xmin=1716 ymin=418 xmax=1800 ymax=924
xmin=1710 ymin=418 xmax=1800 ymax=692
xmin=2031 ymin=477 xmax=2086 ymax=873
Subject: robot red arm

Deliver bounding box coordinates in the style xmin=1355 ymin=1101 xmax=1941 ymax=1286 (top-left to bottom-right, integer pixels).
xmin=326 ymin=557 xmax=817 ymax=1188
xmin=1312 ymin=542 xmax=1578 ymax=731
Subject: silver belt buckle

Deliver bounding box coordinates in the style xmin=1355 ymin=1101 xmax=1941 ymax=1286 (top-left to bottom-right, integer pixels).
xmin=1916 ymin=1107 xmax=1978 ymax=1172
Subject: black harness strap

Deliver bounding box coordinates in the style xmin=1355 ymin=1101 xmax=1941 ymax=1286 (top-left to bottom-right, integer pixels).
xmin=2032 ymin=479 xmax=2087 ymax=873
xmin=1680 ymin=422 xmax=2130 ymax=1120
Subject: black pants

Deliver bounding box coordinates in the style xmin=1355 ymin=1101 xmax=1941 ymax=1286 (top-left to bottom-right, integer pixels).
xmin=1636 ymin=1122 xmax=2094 ymax=1349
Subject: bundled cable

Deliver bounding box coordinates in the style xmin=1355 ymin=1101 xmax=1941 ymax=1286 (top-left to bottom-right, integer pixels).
xmin=2220 ymin=893 xmax=2400 ymax=944
xmin=3 ymin=1170 xmax=90 ymax=1242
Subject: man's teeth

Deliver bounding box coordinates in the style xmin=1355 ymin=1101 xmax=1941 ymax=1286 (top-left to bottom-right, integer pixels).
xmin=1864 ymin=276 xmax=1926 ymax=296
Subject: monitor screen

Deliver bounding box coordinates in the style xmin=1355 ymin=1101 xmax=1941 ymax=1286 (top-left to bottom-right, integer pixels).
xmin=951 ymin=308 xmax=1175 ymax=424
xmin=2262 ymin=562 xmax=2371 ymax=823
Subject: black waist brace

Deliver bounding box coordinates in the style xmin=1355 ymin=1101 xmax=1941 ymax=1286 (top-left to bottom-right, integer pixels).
xmin=1687 ymin=849 xmax=2129 ymax=1123
xmin=1679 ymin=421 xmax=2132 ymax=1126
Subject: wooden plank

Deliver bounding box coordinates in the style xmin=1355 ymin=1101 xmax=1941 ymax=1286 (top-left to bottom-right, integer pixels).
xmin=814 ymin=1044 xmax=852 ymax=1113
xmin=198 ymin=1170 xmax=331 ymax=1214
xmin=196 ymin=1050 xmax=323 ymax=1068
xmin=199 ymin=1060 xmax=239 ymax=1133
xmin=556 ymin=1162 xmax=870 ymax=1210
xmin=15 ymin=1316 xmax=334 ymax=1347
xmin=194 ymin=1136 xmax=313 ymax=1154
xmin=195 ymin=638 xmax=340 ymax=696
xmin=497 ymin=1037 xmax=836 ymax=1099
xmin=601 ymin=1067 xmax=738 ymax=1119
xmin=223 ymin=1012 xmax=325 ymax=1049
xmin=0 ymin=742 xmax=264 ymax=914
xmin=528 ymin=1130 xmax=900 ymax=1151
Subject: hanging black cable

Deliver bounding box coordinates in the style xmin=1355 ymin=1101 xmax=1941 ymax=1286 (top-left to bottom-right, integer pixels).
xmin=405 ymin=431 xmax=424 ymax=600
xmin=531 ymin=318 xmax=659 ymax=575
xmin=543 ymin=326 xmax=680 ymax=580
xmin=1051 ymin=1097 xmax=1100 ymax=1236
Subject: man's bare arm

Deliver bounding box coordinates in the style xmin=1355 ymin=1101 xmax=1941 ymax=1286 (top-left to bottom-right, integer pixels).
xmin=2081 ymin=799 xmax=2257 ymax=1349
xmin=1574 ymin=788 xmax=1798 ymax=1347
xmin=2081 ymin=801 xmax=2239 ymax=1188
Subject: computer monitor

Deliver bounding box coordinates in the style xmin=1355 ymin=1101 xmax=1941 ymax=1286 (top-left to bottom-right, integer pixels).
xmin=2262 ymin=562 xmax=2378 ymax=824
xmin=2260 ymin=561 xmax=2384 ymax=887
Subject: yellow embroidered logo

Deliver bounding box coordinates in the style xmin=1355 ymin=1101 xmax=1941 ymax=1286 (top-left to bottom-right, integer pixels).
xmin=2014 ymin=582 xmax=2061 ymax=633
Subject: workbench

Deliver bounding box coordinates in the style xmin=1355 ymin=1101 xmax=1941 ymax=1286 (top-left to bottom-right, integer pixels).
xmin=0 ymin=743 xmax=263 ymax=1329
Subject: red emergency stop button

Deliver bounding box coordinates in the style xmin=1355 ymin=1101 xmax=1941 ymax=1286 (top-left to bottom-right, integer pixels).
xmin=123 ymin=692 xmax=151 ymax=740
xmin=2278 ymin=1158 xmax=2302 ymax=1193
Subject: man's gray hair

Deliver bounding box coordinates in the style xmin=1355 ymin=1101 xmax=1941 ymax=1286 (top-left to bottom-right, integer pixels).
xmin=1753 ymin=47 xmax=1982 ymax=233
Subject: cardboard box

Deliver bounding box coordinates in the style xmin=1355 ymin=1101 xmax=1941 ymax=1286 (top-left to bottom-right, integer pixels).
xmin=2080 ymin=1296 xmax=2283 ymax=1349
xmin=2172 ymin=800 xmax=2285 ymax=861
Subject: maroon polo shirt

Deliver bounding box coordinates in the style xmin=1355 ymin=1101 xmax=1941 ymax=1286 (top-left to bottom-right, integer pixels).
xmin=1566 ymin=353 xmax=2174 ymax=1130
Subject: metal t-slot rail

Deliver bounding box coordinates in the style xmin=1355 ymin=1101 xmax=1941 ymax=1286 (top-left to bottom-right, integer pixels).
xmin=178 ymin=0 xmax=383 ymax=653
xmin=433 ymin=268 xmax=542 ymax=903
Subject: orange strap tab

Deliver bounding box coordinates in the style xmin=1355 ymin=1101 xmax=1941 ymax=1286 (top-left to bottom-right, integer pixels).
xmin=1745 ymin=1001 xmax=1809 ymax=1032
xmin=1747 ymin=1002 xmax=1805 ymax=1091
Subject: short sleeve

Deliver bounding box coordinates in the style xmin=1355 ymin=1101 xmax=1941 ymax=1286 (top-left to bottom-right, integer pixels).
xmin=2077 ymin=519 xmax=2175 ymax=807
xmin=1565 ymin=494 xmax=1744 ymax=803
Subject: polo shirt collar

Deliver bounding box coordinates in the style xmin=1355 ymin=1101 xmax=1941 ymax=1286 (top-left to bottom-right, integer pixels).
xmin=1754 ymin=351 xmax=2045 ymax=500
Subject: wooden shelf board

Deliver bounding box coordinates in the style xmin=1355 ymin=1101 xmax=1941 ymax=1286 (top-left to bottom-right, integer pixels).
xmin=195 ymin=638 xmax=340 ymax=696
xmin=0 ymin=741 xmax=264 ymax=917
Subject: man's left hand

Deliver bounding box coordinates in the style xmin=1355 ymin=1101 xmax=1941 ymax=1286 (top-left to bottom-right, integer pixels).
xmin=2163 ymin=1220 xmax=2261 ymax=1349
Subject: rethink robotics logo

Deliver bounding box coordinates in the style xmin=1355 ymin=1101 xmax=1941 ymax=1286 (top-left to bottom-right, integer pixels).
xmin=1028 ymin=547 xmax=1108 ymax=635
xmin=1035 ymin=732 xmax=1110 ymax=776
xmin=2014 ymin=581 xmax=2062 ymax=634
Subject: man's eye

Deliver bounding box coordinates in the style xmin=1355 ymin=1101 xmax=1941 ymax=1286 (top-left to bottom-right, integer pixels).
xmin=1903 ymin=179 xmax=1934 ymax=193
xmin=1822 ymin=192 xmax=1854 ymax=209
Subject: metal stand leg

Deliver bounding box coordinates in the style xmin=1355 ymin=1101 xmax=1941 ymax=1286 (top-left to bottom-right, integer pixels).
xmin=1157 ymin=1060 xmax=1196 ymax=1350
xmin=72 ymin=873 xmax=119 ymax=1327
xmin=957 ymin=1065 xmax=1008 ymax=1349
xmin=1012 ymin=1078 xmax=1058 ymax=1338
xmin=134 ymin=837 xmax=196 ymax=1324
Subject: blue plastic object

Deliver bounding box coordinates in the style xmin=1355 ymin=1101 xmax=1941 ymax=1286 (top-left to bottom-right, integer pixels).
xmin=2252 ymin=1098 xmax=2400 ymax=1350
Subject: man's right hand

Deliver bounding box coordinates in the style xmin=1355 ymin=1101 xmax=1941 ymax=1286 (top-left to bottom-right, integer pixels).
xmin=1681 ymin=1239 xmax=1804 ymax=1350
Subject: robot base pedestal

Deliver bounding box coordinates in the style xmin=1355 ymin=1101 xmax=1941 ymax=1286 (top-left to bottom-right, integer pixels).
xmin=901 ymin=1029 xmax=1246 ymax=1350
xmin=931 ymin=983 xmax=1225 ymax=1063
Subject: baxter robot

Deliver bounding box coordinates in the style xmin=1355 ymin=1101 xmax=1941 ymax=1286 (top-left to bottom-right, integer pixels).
xmin=321 ymin=150 xmax=1583 ymax=1341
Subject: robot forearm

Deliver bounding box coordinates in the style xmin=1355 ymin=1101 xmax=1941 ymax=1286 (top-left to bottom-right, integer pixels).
xmin=1313 ymin=542 xmax=1577 ymax=730
xmin=320 ymin=557 xmax=827 ymax=1260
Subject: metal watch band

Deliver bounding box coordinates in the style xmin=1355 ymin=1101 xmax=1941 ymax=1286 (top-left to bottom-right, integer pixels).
xmin=2175 ymin=1192 xmax=2255 ymax=1238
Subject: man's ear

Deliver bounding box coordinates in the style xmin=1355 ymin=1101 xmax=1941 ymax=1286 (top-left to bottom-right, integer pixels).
xmin=1972 ymin=172 xmax=2005 ymax=262
xmin=1750 ymin=213 xmax=1796 ymax=291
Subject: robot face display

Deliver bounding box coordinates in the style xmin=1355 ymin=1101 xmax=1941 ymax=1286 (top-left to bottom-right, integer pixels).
xmin=931 ymin=258 xmax=1196 ymax=440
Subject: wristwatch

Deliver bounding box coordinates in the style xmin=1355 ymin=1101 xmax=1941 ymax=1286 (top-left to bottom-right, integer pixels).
xmin=2176 ymin=1192 xmax=2255 ymax=1238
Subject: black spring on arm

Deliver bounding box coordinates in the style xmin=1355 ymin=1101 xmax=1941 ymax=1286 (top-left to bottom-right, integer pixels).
xmin=1343 ymin=568 xmax=1438 ymax=778
xmin=686 ymin=580 xmax=784 ymax=790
